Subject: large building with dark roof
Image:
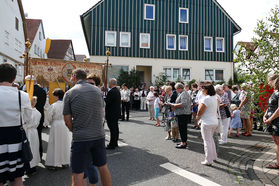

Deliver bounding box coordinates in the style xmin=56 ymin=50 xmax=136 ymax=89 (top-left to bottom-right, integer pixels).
xmin=81 ymin=0 xmax=241 ymax=83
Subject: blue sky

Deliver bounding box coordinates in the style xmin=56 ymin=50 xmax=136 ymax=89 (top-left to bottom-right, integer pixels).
xmin=22 ymin=0 xmax=278 ymax=57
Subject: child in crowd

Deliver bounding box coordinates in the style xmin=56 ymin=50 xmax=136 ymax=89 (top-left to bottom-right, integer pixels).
xmin=228 ymin=104 xmax=242 ymax=137
xmin=169 ymin=111 xmax=179 ymax=142
xmin=154 ymin=92 xmax=161 ymax=126
xmin=24 ymin=96 xmax=41 ymax=175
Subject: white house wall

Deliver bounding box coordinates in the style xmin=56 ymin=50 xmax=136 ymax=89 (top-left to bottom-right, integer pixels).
xmin=90 ymin=56 xmax=233 ymax=83
xmin=29 ymin=22 xmax=47 ymax=59
xmin=0 ymin=0 xmax=25 ymax=82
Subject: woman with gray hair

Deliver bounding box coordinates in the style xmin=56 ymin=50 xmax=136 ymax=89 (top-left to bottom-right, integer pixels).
xmin=171 ymin=83 xmax=192 ymax=149
xmin=216 ymin=84 xmax=231 ymax=144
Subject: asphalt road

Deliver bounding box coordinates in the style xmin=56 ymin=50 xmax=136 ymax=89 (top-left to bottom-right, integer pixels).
xmin=23 ymin=111 xmax=271 ymax=186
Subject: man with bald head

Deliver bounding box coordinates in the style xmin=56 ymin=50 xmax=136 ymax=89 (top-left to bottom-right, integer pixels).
xmin=105 ymin=78 xmax=121 ymax=150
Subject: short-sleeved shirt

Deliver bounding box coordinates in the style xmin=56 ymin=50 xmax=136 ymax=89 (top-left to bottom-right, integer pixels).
xmin=220 ymin=92 xmax=231 ymax=119
xmin=267 ymin=91 xmax=279 ymax=126
xmin=154 ymin=97 xmax=160 ymax=109
xmin=63 ymin=80 xmax=105 ymax=142
xmin=200 ymin=95 xmax=218 ymax=126
xmin=175 ymin=90 xmax=192 ymax=116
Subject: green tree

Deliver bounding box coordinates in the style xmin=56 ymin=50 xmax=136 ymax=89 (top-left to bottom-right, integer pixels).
xmin=117 ymin=68 xmax=141 ymax=88
xmin=154 ymin=73 xmax=168 ymax=88
xmin=235 ymin=6 xmax=279 ymax=120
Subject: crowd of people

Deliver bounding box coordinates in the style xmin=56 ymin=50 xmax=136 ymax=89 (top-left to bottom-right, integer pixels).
xmin=1 ymin=61 xmax=279 ymax=186
xmin=120 ymin=79 xmax=279 ymax=167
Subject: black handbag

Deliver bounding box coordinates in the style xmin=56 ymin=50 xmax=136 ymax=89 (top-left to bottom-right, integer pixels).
xmin=18 ymin=91 xmax=33 ymax=163
xmin=224 ymin=106 xmax=231 ymax=118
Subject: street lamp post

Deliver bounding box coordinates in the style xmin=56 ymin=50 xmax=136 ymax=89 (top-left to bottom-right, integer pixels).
xmin=104 ymin=48 xmax=111 ymax=96
xmin=22 ymin=39 xmax=32 ymax=81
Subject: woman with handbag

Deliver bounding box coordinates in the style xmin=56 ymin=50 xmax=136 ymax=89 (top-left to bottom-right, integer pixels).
xmin=0 ymin=63 xmax=33 ymax=186
xmin=216 ymin=85 xmax=231 ymax=144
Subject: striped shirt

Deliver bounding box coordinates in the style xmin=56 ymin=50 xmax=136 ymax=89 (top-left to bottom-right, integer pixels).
xmin=63 ymin=80 xmax=105 ymax=142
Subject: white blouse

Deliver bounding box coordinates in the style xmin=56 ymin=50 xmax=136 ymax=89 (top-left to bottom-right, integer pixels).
xmin=44 ymin=101 xmax=64 ymax=126
xmin=0 ymin=86 xmax=32 ymax=127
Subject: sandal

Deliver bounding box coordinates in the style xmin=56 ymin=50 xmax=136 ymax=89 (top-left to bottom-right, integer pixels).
xmin=266 ymin=163 xmax=279 ymax=169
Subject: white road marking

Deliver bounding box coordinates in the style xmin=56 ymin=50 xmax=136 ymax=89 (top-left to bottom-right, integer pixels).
xmin=105 ymin=135 xmax=128 ymax=147
xmin=160 ymin=163 xmax=222 ymax=186
xmin=107 ymin=152 xmax=123 ymax=157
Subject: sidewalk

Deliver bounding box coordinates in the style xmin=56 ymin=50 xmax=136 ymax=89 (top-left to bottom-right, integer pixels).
xmin=254 ymin=145 xmax=279 ymax=185
xmin=130 ymin=110 xmax=279 ymax=186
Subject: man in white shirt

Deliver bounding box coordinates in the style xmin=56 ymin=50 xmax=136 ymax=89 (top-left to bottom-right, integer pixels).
xmin=121 ymin=83 xmax=130 ymax=121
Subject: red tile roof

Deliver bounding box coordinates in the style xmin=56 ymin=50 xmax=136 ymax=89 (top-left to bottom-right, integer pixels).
xmin=47 ymin=40 xmax=75 ymax=60
xmin=237 ymin=42 xmax=257 ymax=52
xmin=26 ymin=19 xmax=41 ymax=43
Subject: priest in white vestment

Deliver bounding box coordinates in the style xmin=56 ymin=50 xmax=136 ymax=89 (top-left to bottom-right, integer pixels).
xmin=24 ymin=96 xmax=41 ymax=175
xmin=44 ymin=89 xmax=71 ymax=168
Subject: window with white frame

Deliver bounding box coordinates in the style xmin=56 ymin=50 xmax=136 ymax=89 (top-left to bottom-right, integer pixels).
xmin=144 ymin=4 xmax=155 ymax=20
xmin=215 ymin=70 xmax=224 ymax=81
xmin=4 ymin=31 xmax=9 ymax=46
xmin=179 ymin=35 xmax=188 ymax=51
xmin=205 ymin=69 xmax=224 ymax=81
xmin=204 ymin=37 xmax=213 ymax=52
xmin=105 ymin=31 xmax=117 ymax=47
xmin=173 ymin=68 xmax=181 ymax=80
xmin=140 ymin=33 xmax=150 ymax=49
xmin=216 ymin=37 xmax=224 ymax=52
xmin=179 ymin=8 xmax=189 ymax=23
xmin=163 ymin=68 xmax=172 ymax=80
xmin=34 ymin=44 xmax=37 ymax=55
xmin=205 ymin=69 xmax=214 ymax=81
xmin=15 ymin=17 xmax=19 ymax=31
xmin=182 ymin=69 xmax=190 ymax=80
xmin=166 ymin=34 xmax=176 ymax=50
xmin=39 ymin=31 xmax=42 ymax=41
xmin=120 ymin=32 xmax=131 ymax=48
xmin=163 ymin=68 xmax=191 ymax=81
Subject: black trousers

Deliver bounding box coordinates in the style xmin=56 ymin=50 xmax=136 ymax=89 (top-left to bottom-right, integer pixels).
xmin=37 ymin=112 xmax=44 ymax=158
xmin=122 ymin=102 xmax=130 ymax=120
xmin=134 ymin=100 xmax=140 ymax=110
xmin=177 ymin=114 xmax=192 ymax=143
xmin=107 ymin=119 xmax=119 ymax=147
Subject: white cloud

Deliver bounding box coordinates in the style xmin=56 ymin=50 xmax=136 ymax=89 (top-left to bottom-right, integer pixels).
xmin=217 ymin=0 xmax=278 ymax=43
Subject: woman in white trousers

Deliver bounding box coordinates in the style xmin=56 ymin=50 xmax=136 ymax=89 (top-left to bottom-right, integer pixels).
xmin=196 ymin=84 xmax=218 ymax=166
xmin=146 ymin=87 xmax=155 ymax=120
xmin=216 ymin=85 xmax=231 ymax=144
xmin=140 ymin=89 xmax=147 ymax=110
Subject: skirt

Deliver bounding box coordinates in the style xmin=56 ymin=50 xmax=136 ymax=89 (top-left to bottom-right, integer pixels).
xmin=0 ymin=126 xmax=25 ymax=184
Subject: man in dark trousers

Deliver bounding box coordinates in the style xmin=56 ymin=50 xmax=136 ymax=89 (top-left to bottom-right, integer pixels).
xmin=105 ymin=78 xmax=121 ymax=150
xmin=25 ymin=75 xmax=46 ymax=158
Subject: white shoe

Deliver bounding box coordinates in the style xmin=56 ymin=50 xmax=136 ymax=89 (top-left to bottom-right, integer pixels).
xmin=201 ymin=161 xmax=212 ymax=166
xmin=219 ymin=140 xmax=227 ymax=145
xmin=165 ymin=136 xmax=171 ymax=140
